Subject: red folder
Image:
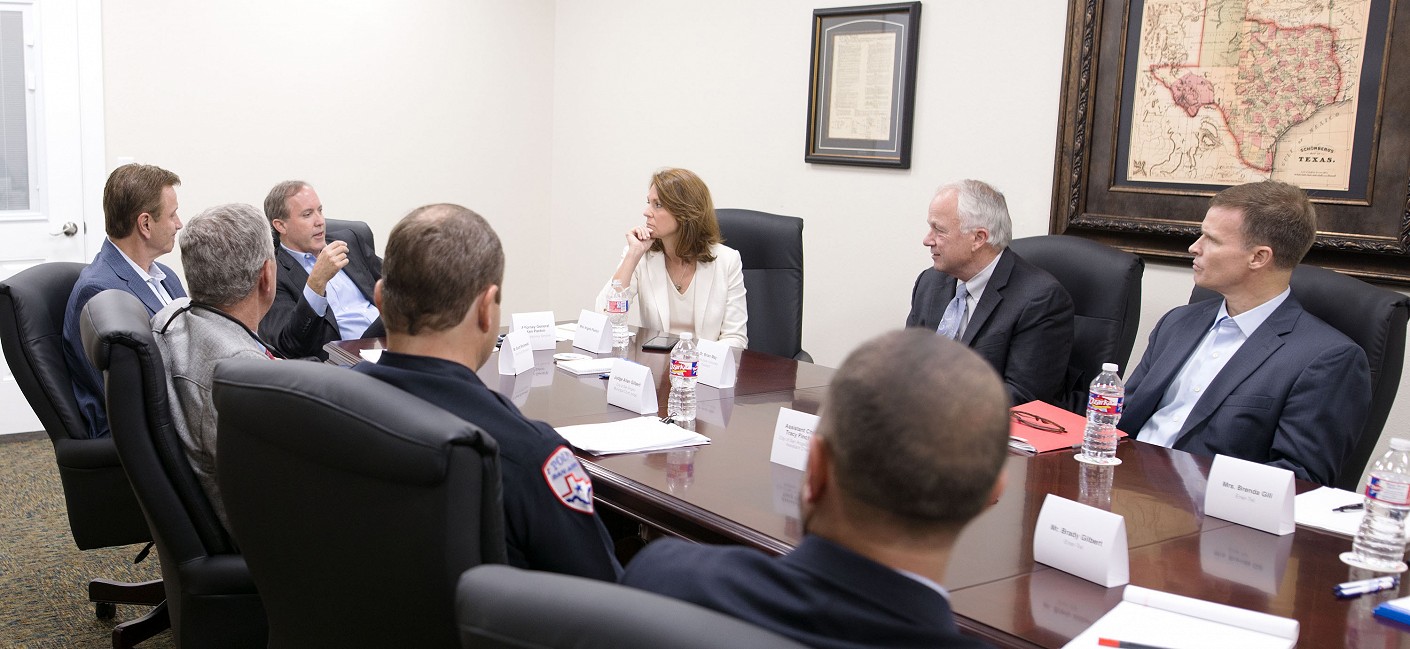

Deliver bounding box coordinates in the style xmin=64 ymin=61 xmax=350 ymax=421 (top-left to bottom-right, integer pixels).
xmin=1009 ymin=400 xmax=1126 ymax=454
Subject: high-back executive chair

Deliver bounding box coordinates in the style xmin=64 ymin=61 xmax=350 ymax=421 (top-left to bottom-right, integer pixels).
xmin=1008 ymin=235 xmax=1145 ymax=412
xmin=716 ymin=208 xmax=811 ymax=361
xmin=214 ymin=358 xmax=507 ymax=649
xmin=0 ymin=263 xmax=165 ymax=639
xmin=81 ymin=290 xmax=267 ymax=648
xmin=1190 ymin=264 xmax=1410 ymax=491
xmin=456 ymin=564 xmax=809 ymax=649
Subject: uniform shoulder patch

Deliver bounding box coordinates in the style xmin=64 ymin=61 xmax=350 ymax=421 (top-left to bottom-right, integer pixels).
xmin=542 ymin=445 xmax=594 ymax=514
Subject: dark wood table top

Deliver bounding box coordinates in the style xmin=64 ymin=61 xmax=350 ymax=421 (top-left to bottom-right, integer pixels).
xmin=325 ymin=334 xmax=1406 ymax=648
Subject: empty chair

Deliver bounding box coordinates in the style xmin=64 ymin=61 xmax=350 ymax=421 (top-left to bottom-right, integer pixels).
xmin=716 ymin=208 xmax=810 ymax=361
xmin=1191 ymin=264 xmax=1410 ymax=490
xmin=1008 ymin=235 xmax=1144 ymax=412
xmin=456 ymin=564 xmax=809 ymax=649
xmin=214 ymin=358 xmax=506 ymax=648
xmin=80 ymin=289 xmax=266 ymax=648
xmin=0 ymin=262 xmax=164 ymax=643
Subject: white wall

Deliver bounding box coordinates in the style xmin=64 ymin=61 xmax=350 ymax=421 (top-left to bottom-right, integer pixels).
xmin=549 ymin=1 xmax=1071 ymax=367
xmin=98 ymin=0 xmax=1406 ymax=487
xmin=101 ymin=0 xmax=557 ymax=316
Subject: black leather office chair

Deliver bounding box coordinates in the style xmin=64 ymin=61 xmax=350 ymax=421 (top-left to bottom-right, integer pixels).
xmin=0 ymin=263 xmax=164 ymax=631
xmin=1190 ymin=264 xmax=1410 ymax=491
xmin=716 ymin=208 xmax=811 ymax=361
xmin=80 ymin=290 xmax=267 ymax=648
xmin=1007 ymin=235 xmax=1144 ymax=412
xmin=456 ymin=564 xmax=809 ymax=649
xmin=214 ymin=358 xmax=507 ymax=649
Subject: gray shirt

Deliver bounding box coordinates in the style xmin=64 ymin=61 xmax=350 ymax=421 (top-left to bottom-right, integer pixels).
xmin=152 ymin=298 xmax=269 ymax=531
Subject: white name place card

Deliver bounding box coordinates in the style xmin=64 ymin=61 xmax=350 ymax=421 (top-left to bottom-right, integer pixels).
xmin=511 ymin=311 xmax=557 ymax=350
xmin=1033 ymin=494 xmax=1129 ymax=587
xmin=497 ymin=329 xmax=535 ymax=375
xmin=1204 ymin=454 xmax=1296 ymax=536
xmin=606 ymin=358 xmax=657 ymax=415
xmin=695 ymin=338 xmax=738 ymax=389
xmin=769 ymin=408 xmax=820 ymax=471
xmin=573 ymin=309 xmax=614 ymax=353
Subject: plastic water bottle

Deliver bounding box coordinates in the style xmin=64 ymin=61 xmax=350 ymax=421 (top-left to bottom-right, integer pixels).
xmin=1077 ymin=363 xmax=1123 ymax=466
xmin=667 ymin=333 xmax=698 ymax=422
xmin=1341 ymin=439 xmax=1410 ymax=573
xmin=606 ymin=280 xmax=629 ymax=349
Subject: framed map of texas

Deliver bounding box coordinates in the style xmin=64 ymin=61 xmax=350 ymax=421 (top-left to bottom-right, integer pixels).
xmin=1052 ymin=0 xmax=1410 ymax=284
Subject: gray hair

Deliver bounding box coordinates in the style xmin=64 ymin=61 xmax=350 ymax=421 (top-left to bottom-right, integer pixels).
xmin=180 ymin=203 xmax=276 ymax=307
xmin=939 ymin=179 xmax=1012 ymax=250
xmin=263 ymin=180 xmax=309 ymax=226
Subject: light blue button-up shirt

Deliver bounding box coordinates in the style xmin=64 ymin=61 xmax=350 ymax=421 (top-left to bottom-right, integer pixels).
xmin=283 ymin=244 xmax=380 ymax=340
xmin=1137 ymin=288 xmax=1290 ymax=448
xmin=114 ymin=241 xmax=173 ymax=306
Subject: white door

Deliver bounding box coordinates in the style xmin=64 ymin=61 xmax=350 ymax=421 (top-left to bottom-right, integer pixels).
xmin=0 ymin=0 xmax=104 ymax=435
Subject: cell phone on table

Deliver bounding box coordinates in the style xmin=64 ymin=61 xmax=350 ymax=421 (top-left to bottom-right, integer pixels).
xmin=641 ymin=334 xmax=679 ymax=351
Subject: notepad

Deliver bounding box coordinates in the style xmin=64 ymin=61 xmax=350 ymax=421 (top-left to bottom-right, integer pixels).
xmin=1293 ymin=486 xmax=1365 ymax=537
xmin=1374 ymin=596 xmax=1410 ymax=625
xmin=555 ymin=417 xmax=710 ymax=455
xmin=1062 ymin=585 xmax=1298 ymax=648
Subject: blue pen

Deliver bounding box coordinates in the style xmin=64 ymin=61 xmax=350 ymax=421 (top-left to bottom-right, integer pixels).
xmin=598 ymin=373 xmax=611 ymax=380
xmin=1335 ymin=575 xmax=1398 ymax=598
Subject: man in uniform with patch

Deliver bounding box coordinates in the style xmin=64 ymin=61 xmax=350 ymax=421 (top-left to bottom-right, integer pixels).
xmin=353 ymin=203 xmax=620 ymax=580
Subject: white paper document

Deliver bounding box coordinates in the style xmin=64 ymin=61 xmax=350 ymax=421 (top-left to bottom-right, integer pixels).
xmin=555 ymin=416 xmax=710 ymax=455
xmin=554 ymin=323 xmax=577 ymax=341
xmin=1062 ymin=585 xmax=1297 ymax=649
xmin=1294 ymin=486 xmax=1365 ymax=537
xmin=556 ymin=357 xmax=618 ymax=376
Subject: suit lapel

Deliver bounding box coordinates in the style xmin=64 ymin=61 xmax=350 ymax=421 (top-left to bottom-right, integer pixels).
xmin=1178 ymin=299 xmax=1298 ymax=437
xmin=277 ymin=247 xmax=337 ymax=329
xmin=101 ymin=240 xmax=165 ymax=314
xmin=960 ymin=249 xmax=1012 ymax=345
xmin=327 ymin=231 xmax=376 ymax=299
xmin=692 ymin=255 xmax=717 ymax=335
xmin=925 ymin=273 xmax=957 ymax=329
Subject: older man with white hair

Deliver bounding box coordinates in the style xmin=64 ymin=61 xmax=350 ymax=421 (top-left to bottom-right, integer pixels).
xmin=152 ymin=202 xmax=279 ymax=531
xmin=906 ymin=179 xmax=1074 ymax=405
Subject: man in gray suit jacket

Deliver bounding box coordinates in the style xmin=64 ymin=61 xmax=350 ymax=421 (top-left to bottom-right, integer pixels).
xmin=62 ymin=163 xmax=188 ymax=438
xmin=152 ymin=203 xmax=278 ymax=531
xmin=258 ymin=181 xmax=382 ymax=359
xmin=906 ymin=179 xmax=1074 ymax=405
xmin=1118 ymin=181 xmax=1369 ymax=486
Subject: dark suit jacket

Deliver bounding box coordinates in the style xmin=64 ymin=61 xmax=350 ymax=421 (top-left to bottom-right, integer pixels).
xmin=622 ymin=535 xmax=990 ymax=649
xmin=259 ymin=222 xmax=381 ymax=359
xmin=906 ymin=248 xmax=1074 ymax=404
xmin=62 ymin=239 xmax=186 ymax=438
xmin=353 ymin=352 xmax=622 ymax=581
xmin=1118 ymin=295 xmax=1370 ymax=485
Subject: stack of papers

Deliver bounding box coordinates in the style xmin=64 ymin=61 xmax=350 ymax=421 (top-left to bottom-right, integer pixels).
xmin=1009 ymin=401 xmax=1112 ymax=454
xmin=1063 ymin=585 xmax=1297 ymax=648
xmin=556 ymin=357 xmax=617 ymax=375
xmin=556 ymin=417 xmax=710 ymax=455
xmin=554 ymin=323 xmax=577 ymax=341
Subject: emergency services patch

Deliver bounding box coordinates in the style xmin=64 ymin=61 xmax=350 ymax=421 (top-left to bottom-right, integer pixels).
xmin=543 ymin=445 xmax=594 ymax=514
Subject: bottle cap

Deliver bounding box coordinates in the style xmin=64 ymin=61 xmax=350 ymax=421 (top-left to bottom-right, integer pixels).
xmin=679 ymin=332 xmax=694 ymax=340
xmin=1391 ymin=438 xmax=1410 ymax=451
xmin=1101 ymin=363 xmax=1118 ymax=372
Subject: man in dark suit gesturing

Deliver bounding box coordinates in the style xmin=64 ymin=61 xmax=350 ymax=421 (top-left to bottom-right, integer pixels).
xmin=62 ymin=163 xmax=187 ymax=438
xmin=622 ymin=329 xmax=1006 ymax=649
xmin=906 ymin=179 xmax=1073 ymax=404
xmin=1118 ymin=181 xmax=1369 ymax=486
xmin=259 ymin=180 xmax=382 ymax=359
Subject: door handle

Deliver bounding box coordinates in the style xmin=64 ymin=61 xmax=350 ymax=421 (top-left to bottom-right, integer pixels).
xmin=49 ymin=222 xmax=78 ymax=237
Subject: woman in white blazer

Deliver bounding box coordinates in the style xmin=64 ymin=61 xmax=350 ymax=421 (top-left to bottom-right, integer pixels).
xmin=595 ymin=168 xmax=748 ymax=349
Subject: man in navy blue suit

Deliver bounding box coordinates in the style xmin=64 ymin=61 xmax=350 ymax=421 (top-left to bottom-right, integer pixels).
xmin=622 ymin=329 xmax=1007 ymax=649
xmin=1118 ymin=181 xmax=1370 ymax=485
xmin=63 ymin=163 xmax=187 ymax=438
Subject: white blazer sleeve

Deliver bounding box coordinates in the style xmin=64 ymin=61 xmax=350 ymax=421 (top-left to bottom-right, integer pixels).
xmin=713 ymin=246 xmax=749 ymax=349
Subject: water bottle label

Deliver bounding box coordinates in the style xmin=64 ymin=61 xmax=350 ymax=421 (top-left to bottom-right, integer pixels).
xmin=1367 ymin=475 xmax=1410 ymax=506
xmin=670 ymin=359 xmax=698 ymax=378
xmin=1088 ymin=392 xmax=1123 ymax=416
xmin=607 ymin=298 xmax=628 ymax=314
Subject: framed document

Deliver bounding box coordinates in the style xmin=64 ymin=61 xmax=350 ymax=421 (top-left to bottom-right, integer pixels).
xmin=1051 ymin=0 xmax=1410 ymax=284
xmin=805 ymin=2 xmax=922 ymax=169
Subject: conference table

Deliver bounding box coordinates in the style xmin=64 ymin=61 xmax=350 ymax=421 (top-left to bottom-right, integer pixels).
xmin=327 ymin=334 xmax=1410 ymax=648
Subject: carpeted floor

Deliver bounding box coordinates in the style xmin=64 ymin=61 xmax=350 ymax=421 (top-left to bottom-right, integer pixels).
xmin=0 ymin=432 xmax=173 ymax=648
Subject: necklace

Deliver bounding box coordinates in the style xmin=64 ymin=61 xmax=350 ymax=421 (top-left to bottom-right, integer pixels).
xmin=666 ymin=257 xmax=693 ymax=292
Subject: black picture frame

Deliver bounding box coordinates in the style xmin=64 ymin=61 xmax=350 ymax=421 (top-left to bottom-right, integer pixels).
xmin=1051 ymin=0 xmax=1410 ymax=284
xmin=805 ymin=2 xmax=922 ymax=169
